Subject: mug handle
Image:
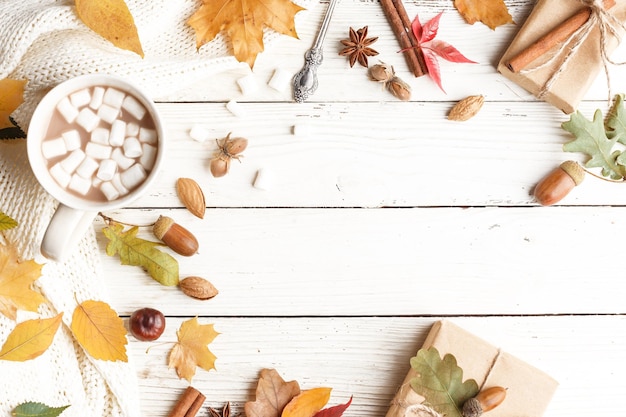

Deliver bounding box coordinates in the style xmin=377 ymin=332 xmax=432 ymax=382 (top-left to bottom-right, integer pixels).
xmin=41 ymin=204 xmax=97 ymax=261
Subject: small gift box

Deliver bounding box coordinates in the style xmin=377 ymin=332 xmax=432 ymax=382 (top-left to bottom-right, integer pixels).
xmin=497 ymin=0 xmax=626 ymax=114
xmin=385 ymin=320 xmax=558 ymax=417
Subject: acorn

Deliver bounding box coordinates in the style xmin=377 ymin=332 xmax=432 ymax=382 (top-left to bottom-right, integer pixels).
xmin=462 ymin=386 xmax=507 ymax=417
xmin=153 ymin=215 xmax=199 ymax=256
xmin=533 ymin=160 xmax=585 ymax=206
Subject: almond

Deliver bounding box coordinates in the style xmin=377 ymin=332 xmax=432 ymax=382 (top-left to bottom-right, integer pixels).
xmin=448 ymin=95 xmax=484 ymax=121
xmin=176 ymin=178 xmax=206 ymax=219
xmin=179 ymin=276 xmax=219 ymax=300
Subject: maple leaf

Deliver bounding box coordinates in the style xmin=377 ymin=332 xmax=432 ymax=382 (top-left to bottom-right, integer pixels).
xmin=71 ymin=299 xmax=128 ymax=362
xmin=12 ymin=402 xmax=70 ymax=417
xmin=0 ymin=243 xmax=44 ymax=320
xmin=312 ymin=396 xmax=352 ymax=417
xmin=168 ymin=317 xmax=218 ymax=382
xmin=245 ymin=368 xmax=302 ymax=417
xmin=0 ymin=78 xmax=26 ymax=130
xmin=103 ymin=222 xmax=179 ymax=286
xmin=282 ymin=388 xmax=332 ymax=417
xmin=0 ymin=211 xmax=18 ymax=231
xmin=409 ymin=347 xmax=479 ymax=417
xmin=0 ymin=314 xmax=63 ymax=362
xmin=75 ymin=0 xmax=144 ymax=57
xmin=453 ymin=0 xmax=514 ymax=30
xmin=187 ymin=0 xmax=305 ymax=68
xmin=410 ymin=12 xmax=476 ymax=93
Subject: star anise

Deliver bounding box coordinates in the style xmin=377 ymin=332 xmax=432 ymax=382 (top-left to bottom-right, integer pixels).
xmin=209 ymin=402 xmax=231 ymax=417
xmin=339 ymin=26 xmax=379 ymax=68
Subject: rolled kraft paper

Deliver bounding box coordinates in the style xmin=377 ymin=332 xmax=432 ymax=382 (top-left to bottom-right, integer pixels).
xmin=384 ymin=320 xmax=558 ymax=417
xmin=497 ymin=0 xmax=626 ymax=114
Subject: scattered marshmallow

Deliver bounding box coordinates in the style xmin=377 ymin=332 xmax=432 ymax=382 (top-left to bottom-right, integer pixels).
xmin=189 ymin=125 xmax=211 ymax=143
xmin=111 ymin=147 xmax=135 ymax=170
xmin=109 ymin=120 xmax=126 ymax=147
xmin=122 ymin=95 xmax=146 ymax=120
xmin=76 ymin=157 xmax=99 ymax=179
xmin=62 ymin=130 xmax=81 ymax=151
xmin=69 ymin=174 xmax=91 ymax=195
xmin=60 ymin=149 xmax=86 ymax=173
xmin=42 ymin=138 xmax=67 ymax=159
xmin=89 ymin=86 xmax=105 ymax=110
xmin=90 ymin=127 xmax=110 ymax=145
xmin=120 ymin=163 xmax=147 ymax=190
xmin=253 ymin=168 xmax=272 ymax=191
xmin=236 ymin=73 xmax=259 ymax=95
xmin=57 ymin=97 xmax=79 ymax=123
xmin=103 ymin=88 xmax=125 ymax=109
xmin=70 ymin=89 xmax=91 ymax=108
xmin=268 ymin=68 xmax=292 ymax=92
xmin=97 ymin=104 xmax=119 ymax=124
xmin=96 ymin=159 xmax=117 ymax=181
xmin=292 ymin=123 xmax=311 ymax=137
xmin=138 ymin=127 xmax=157 ymax=144
xmin=50 ymin=163 xmax=71 ymax=188
xmin=123 ymin=137 xmax=142 ymax=158
xmin=85 ymin=142 xmax=112 ymax=160
xmin=76 ymin=108 xmax=100 ymax=132
xmin=226 ymin=100 xmax=247 ymax=117
xmin=112 ymin=173 xmax=129 ymax=195
xmin=140 ymin=144 xmax=157 ymax=170
xmin=100 ymin=181 xmax=120 ymax=201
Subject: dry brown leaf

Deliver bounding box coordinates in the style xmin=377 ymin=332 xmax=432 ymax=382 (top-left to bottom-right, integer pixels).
xmin=0 ymin=314 xmax=63 ymax=361
xmin=283 ymin=388 xmax=332 ymax=417
xmin=176 ymin=178 xmax=206 ymax=219
xmin=454 ymin=0 xmax=514 ymax=30
xmin=75 ymin=0 xmax=144 ymax=57
xmin=71 ymin=299 xmax=128 ymax=362
xmin=0 ymin=79 xmax=26 ymax=130
xmin=245 ymin=368 xmax=301 ymax=417
xmin=187 ymin=0 xmax=305 ymax=68
xmin=168 ymin=317 xmax=218 ymax=382
xmin=0 ymin=243 xmax=44 ymax=320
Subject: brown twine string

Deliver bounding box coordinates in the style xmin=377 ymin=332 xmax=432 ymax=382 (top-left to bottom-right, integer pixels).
xmin=521 ymin=0 xmax=626 ymax=101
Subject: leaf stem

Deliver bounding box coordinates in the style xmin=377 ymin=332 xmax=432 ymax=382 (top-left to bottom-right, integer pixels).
xmin=98 ymin=212 xmax=156 ymax=228
xmin=580 ymin=166 xmax=626 ymax=183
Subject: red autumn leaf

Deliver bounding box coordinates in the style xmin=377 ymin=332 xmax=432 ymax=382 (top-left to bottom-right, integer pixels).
xmin=426 ymin=40 xmax=476 ymax=63
xmin=312 ymin=396 xmax=353 ymax=417
xmin=421 ymin=48 xmax=444 ymax=93
xmin=416 ymin=11 xmax=442 ymax=43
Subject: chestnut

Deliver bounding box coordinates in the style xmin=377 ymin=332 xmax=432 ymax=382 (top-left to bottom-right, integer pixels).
xmin=129 ymin=307 xmax=166 ymax=341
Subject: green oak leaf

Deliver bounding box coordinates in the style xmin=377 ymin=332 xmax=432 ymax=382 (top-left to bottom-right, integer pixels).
xmin=12 ymin=402 xmax=69 ymax=417
xmin=409 ymin=347 xmax=479 ymax=417
xmin=102 ymin=222 xmax=179 ymax=286
xmin=0 ymin=211 xmax=18 ymax=231
xmin=605 ymin=94 xmax=626 ymax=143
xmin=562 ymin=109 xmax=624 ymax=180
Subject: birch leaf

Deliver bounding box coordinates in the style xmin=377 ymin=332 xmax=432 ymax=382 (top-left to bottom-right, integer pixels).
xmin=12 ymin=401 xmax=70 ymax=417
xmin=453 ymin=0 xmax=514 ymax=30
xmin=245 ymin=368 xmax=302 ymax=417
xmin=0 ymin=211 xmax=18 ymax=231
xmin=102 ymin=222 xmax=179 ymax=286
xmin=409 ymin=347 xmax=479 ymax=417
xmin=187 ymin=0 xmax=305 ymax=68
xmin=282 ymin=388 xmax=332 ymax=417
xmin=168 ymin=317 xmax=218 ymax=382
xmin=0 ymin=78 xmax=26 ymax=129
xmin=75 ymin=0 xmax=144 ymax=57
xmin=0 ymin=314 xmax=63 ymax=361
xmin=71 ymin=299 xmax=128 ymax=362
xmin=0 ymin=243 xmax=44 ymax=320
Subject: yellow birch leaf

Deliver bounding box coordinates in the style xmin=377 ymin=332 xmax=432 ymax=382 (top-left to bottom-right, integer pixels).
xmin=75 ymin=0 xmax=144 ymax=57
xmin=71 ymin=299 xmax=128 ymax=362
xmin=0 ymin=78 xmax=26 ymax=129
xmin=187 ymin=0 xmax=305 ymax=68
xmin=0 ymin=243 xmax=44 ymax=320
xmin=168 ymin=317 xmax=218 ymax=382
xmin=454 ymin=0 xmax=514 ymax=30
xmin=0 ymin=314 xmax=63 ymax=361
xmin=282 ymin=388 xmax=332 ymax=417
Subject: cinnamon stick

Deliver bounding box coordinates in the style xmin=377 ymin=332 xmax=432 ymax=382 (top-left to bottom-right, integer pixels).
xmin=379 ymin=0 xmax=427 ymax=77
xmin=506 ymin=0 xmax=616 ymax=72
xmin=168 ymin=386 xmax=206 ymax=417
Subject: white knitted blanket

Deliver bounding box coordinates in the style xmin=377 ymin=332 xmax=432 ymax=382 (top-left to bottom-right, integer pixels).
xmin=0 ymin=0 xmax=310 ymax=415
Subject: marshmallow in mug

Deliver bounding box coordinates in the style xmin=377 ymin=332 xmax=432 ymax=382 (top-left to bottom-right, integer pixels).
xmin=41 ymin=86 xmax=159 ymax=202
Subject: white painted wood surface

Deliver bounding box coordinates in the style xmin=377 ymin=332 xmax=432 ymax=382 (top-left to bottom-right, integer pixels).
xmin=96 ymin=0 xmax=626 ymax=415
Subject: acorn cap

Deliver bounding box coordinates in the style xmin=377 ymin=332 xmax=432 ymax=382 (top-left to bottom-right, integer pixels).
xmin=153 ymin=215 xmax=174 ymax=240
xmin=462 ymin=397 xmax=483 ymax=417
xmin=560 ymin=160 xmax=585 ymax=185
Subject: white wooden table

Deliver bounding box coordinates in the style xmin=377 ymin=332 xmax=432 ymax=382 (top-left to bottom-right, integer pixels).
xmin=96 ymin=0 xmax=626 ymax=415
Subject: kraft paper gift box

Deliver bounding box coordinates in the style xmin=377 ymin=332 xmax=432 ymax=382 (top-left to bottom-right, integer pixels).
xmin=497 ymin=0 xmax=626 ymax=114
xmin=385 ymin=320 xmax=558 ymax=417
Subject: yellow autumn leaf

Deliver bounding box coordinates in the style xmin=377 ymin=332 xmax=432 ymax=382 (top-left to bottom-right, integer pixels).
xmin=188 ymin=0 xmax=305 ymax=68
xmin=0 ymin=78 xmax=26 ymax=130
xmin=75 ymin=0 xmax=144 ymax=57
xmin=0 ymin=314 xmax=63 ymax=361
xmin=454 ymin=0 xmax=514 ymax=30
xmin=0 ymin=243 xmax=44 ymax=320
xmin=71 ymin=299 xmax=128 ymax=362
xmin=282 ymin=388 xmax=332 ymax=417
xmin=168 ymin=317 xmax=218 ymax=382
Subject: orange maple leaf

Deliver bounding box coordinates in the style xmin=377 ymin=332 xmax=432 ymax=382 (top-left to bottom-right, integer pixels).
xmin=187 ymin=0 xmax=305 ymax=68
xmin=0 ymin=79 xmax=26 ymax=130
xmin=454 ymin=0 xmax=514 ymax=30
xmin=168 ymin=317 xmax=218 ymax=382
xmin=0 ymin=243 xmax=44 ymax=320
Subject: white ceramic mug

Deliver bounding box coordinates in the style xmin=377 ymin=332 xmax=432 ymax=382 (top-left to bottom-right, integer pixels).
xmin=27 ymin=74 xmax=165 ymax=261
